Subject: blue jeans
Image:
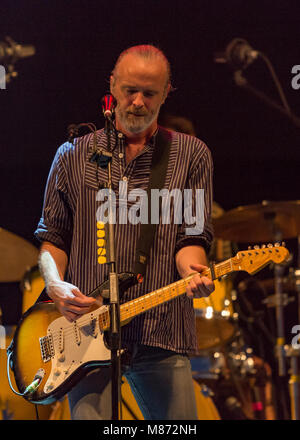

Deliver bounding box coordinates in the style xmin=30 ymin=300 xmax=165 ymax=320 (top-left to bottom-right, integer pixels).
xmin=68 ymin=345 xmax=198 ymax=420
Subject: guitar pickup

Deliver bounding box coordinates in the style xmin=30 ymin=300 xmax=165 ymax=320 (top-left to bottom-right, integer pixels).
xmin=39 ymin=334 xmax=54 ymax=363
xmin=73 ymin=321 xmax=81 ymax=346
xmin=58 ymin=328 xmax=64 ymax=353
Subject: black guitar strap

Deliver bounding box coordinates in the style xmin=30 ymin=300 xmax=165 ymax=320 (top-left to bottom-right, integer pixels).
xmin=134 ymin=126 xmax=172 ymax=277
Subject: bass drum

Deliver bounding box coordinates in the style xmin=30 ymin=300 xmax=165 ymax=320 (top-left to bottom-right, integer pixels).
xmin=0 ymin=325 xmax=70 ymax=420
xmin=193 ymin=277 xmax=236 ymax=352
xmin=121 ymin=377 xmax=220 ymax=420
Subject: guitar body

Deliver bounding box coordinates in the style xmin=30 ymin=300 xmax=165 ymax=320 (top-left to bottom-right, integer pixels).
xmin=9 ymin=272 xmax=139 ymax=404
xmin=10 ymin=301 xmax=112 ymax=404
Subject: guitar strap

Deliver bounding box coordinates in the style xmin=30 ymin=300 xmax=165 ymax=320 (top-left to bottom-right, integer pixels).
xmin=134 ymin=126 xmax=172 ymax=278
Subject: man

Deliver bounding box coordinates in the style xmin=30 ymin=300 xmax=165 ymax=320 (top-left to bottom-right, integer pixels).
xmin=35 ymin=44 xmax=215 ymax=420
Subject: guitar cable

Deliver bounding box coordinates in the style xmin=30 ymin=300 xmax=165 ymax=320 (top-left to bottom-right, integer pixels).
xmin=7 ymin=351 xmax=41 ymax=420
xmin=6 ymin=351 xmax=27 ymax=397
xmin=35 ymin=404 xmax=40 ymax=420
xmin=7 ymin=351 xmax=44 ymax=396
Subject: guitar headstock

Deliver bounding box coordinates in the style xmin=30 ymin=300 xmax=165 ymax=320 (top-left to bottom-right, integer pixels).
xmin=232 ymin=243 xmax=290 ymax=275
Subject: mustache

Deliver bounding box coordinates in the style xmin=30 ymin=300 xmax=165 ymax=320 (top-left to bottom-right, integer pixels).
xmin=126 ymin=109 xmax=147 ymax=116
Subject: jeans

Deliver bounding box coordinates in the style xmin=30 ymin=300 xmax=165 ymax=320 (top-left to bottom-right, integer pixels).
xmin=68 ymin=345 xmax=198 ymax=420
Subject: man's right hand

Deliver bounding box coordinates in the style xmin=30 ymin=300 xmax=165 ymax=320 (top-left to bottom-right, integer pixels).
xmin=46 ymin=280 xmax=98 ymax=322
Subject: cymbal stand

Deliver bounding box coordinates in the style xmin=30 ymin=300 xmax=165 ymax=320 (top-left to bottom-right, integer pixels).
xmin=288 ymin=236 xmax=300 ymax=420
xmin=264 ymin=216 xmax=293 ymax=418
xmin=264 ymin=215 xmax=286 ymax=377
xmin=274 ymin=262 xmax=286 ymax=378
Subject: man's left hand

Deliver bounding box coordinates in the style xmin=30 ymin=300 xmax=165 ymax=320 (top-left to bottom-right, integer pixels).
xmin=185 ymin=263 xmax=215 ymax=299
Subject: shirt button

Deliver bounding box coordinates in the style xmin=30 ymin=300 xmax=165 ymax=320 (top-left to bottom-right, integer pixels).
xmin=119 ymin=152 xmax=124 ymax=159
xmin=122 ymin=176 xmax=128 ymax=182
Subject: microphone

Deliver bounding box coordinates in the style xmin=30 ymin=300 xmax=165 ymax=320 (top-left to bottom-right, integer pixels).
xmin=0 ymin=36 xmax=35 ymax=63
xmin=214 ymin=38 xmax=259 ymax=70
xmin=101 ymin=93 xmax=116 ymax=119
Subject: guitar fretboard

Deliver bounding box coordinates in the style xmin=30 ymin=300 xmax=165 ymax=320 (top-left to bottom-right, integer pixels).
xmin=98 ymin=258 xmax=233 ymax=331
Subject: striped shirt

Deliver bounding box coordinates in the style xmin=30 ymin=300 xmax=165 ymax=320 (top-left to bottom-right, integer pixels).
xmin=35 ymin=127 xmax=214 ymax=354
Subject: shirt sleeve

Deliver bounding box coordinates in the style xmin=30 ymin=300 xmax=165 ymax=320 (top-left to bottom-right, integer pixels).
xmin=174 ymin=142 xmax=214 ymax=255
xmin=34 ymin=144 xmax=73 ymax=255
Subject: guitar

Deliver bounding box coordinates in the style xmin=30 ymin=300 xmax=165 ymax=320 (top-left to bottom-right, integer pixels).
xmin=8 ymin=244 xmax=289 ymax=404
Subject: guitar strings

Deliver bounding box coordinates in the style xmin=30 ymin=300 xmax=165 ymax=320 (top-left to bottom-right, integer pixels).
xmin=48 ymin=279 xmax=192 ymax=342
xmin=43 ymin=253 xmax=284 ymax=346
xmin=46 ymin=264 xmax=233 ymax=342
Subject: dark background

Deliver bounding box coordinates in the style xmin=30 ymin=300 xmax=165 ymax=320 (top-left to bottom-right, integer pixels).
xmin=1 ymin=0 xmax=299 ymax=242
xmin=1 ymin=1 xmax=299 ymax=331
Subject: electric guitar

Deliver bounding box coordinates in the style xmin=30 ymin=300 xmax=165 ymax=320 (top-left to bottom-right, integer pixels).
xmin=8 ymin=244 xmax=289 ymax=404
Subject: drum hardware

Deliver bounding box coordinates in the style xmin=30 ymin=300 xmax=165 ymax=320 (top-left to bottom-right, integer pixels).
xmin=259 ymin=267 xmax=297 ymax=295
xmin=262 ymin=293 xmax=294 ymax=308
xmin=285 ymin=258 xmax=300 ymax=420
xmin=223 ymin=337 xmax=276 ymax=420
xmin=212 ymin=200 xmax=300 ymax=419
xmin=280 ymin=345 xmax=300 ymax=421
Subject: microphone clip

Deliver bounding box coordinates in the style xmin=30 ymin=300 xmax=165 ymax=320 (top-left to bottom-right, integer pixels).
xmin=90 ymin=149 xmax=112 ymax=169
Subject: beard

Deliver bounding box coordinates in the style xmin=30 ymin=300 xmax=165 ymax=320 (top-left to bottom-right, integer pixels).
xmin=115 ymin=106 xmax=160 ymax=134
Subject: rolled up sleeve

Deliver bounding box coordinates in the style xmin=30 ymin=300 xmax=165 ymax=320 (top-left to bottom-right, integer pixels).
xmin=175 ymin=146 xmax=214 ymax=255
xmin=35 ymin=146 xmax=73 ymax=255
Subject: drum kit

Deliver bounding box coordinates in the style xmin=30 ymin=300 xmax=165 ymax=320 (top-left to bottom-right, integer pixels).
xmin=192 ymin=200 xmax=300 ymax=420
xmin=1 ymin=199 xmax=300 ymax=420
xmin=0 ymin=228 xmax=70 ymax=420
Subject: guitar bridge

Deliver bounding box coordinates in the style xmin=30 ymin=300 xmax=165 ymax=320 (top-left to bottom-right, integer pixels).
xmin=39 ymin=334 xmax=54 ymax=363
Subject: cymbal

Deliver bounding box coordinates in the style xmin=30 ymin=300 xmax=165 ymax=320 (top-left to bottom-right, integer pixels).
xmin=0 ymin=228 xmax=39 ymax=282
xmin=213 ymin=200 xmax=300 ymax=243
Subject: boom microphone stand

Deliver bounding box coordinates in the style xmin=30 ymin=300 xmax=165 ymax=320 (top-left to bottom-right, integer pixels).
xmin=233 ymin=70 xmax=300 ymax=129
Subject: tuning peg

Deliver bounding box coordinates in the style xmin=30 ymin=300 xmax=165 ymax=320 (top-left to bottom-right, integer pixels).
xmin=248 ymin=246 xmax=252 ymax=250
xmin=267 ymin=243 xmax=273 ymax=248
xmin=261 ymin=244 xmax=266 ymax=248
xmin=274 ymin=242 xmax=280 ymax=247
xmin=282 ymin=242 xmax=286 ymax=247
xmin=254 ymin=245 xmax=260 ymax=249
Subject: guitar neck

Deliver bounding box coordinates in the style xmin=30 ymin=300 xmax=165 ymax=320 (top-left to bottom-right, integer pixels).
xmin=98 ymin=258 xmax=233 ymax=331
xmin=120 ymin=258 xmax=233 ymax=321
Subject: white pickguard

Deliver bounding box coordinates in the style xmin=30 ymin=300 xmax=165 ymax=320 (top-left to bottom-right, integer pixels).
xmin=43 ymin=305 xmax=111 ymax=394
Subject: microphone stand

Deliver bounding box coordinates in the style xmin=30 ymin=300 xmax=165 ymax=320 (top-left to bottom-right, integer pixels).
xmin=233 ymin=70 xmax=300 ymax=129
xmin=68 ymin=116 xmax=122 ymax=420
xmin=101 ymin=114 xmax=122 ymax=421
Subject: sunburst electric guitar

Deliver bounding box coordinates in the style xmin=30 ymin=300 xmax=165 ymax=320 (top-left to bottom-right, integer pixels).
xmin=7 ymin=244 xmax=289 ymax=404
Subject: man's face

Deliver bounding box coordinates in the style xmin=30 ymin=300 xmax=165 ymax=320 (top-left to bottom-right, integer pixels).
xmin=110 ymin=53 xmax=169 ymax=135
